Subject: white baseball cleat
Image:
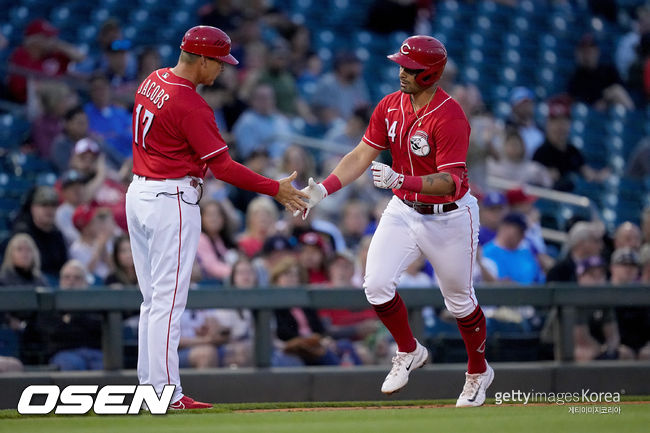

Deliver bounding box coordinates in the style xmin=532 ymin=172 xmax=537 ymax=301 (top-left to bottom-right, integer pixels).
xmin=381 ymin=340 xmax=429 ymax=394
xmin=455 ymin=362 xmax=494 ymax=407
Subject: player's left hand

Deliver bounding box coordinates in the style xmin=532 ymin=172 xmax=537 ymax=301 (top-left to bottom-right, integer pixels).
xmin=275 ymin=171 xmax=309 ymax=213
xmin=371 ymin=161 xmax=403 ymax=189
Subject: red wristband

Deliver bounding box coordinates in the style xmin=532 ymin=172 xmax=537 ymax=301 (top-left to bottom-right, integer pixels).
xmin=401 ymin=175 xmax=423 ymax=193
xmin=321 ymin=174 xmax=342 ymax=195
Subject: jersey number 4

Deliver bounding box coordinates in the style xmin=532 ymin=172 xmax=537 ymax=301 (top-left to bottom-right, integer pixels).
xmin=134 ymin=104 xmax=154 ymax=149
xmin=385 ymin=119 xmax=397 ymax=142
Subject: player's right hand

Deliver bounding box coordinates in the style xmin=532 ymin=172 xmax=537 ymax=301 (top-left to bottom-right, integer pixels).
xmin=292 ymin=177 xmax=327 ymax=220
xmin=275 ymin=171 xmax=310 ymax=214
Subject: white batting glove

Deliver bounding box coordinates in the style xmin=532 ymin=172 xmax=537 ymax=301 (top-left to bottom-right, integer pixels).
xmin=292 ymin=177 xmax=328 ymax=220
xmin=371 ymin=161 xmax=404 ymax=190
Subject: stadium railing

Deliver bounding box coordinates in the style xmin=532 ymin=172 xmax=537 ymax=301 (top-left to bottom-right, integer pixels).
xmin=2 ymin=284 xmax=649 ymax=370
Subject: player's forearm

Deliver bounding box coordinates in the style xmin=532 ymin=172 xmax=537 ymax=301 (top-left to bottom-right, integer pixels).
xmin=207 ymin=152 xmax=279 ymax=196
xmin=399 ymin=172 xmax=456 ymax=196
xmin=327 ymin=142 xmax=380 ymax=193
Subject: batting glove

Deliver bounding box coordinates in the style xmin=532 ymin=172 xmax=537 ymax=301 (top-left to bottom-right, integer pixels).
xmin=292 ymin=177 xmax=328 ymax=220
xmin=371 ymin=161 xmax=404 ymax=190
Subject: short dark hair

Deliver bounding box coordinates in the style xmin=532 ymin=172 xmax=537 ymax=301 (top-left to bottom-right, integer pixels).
xmin=64 ymin=106 xmax=85 ymax=121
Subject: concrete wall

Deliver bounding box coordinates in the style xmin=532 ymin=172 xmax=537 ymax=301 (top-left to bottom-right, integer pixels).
xmin=2 ymin=361 xmax=649 ymax=410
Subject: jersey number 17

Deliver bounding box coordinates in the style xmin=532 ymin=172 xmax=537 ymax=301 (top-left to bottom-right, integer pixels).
xmin=134 ymin=103 xmax=154 ymax=149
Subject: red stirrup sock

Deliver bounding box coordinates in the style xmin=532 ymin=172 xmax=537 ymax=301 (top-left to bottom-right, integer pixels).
xmin=372 ymin=293 xmax=417 ymax=353
xmin=456 ymin=306 xmax=487 ymax=374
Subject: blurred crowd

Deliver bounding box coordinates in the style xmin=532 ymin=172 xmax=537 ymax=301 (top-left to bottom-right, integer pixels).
xmin=1 ymin=0 xmax=650 ymax=372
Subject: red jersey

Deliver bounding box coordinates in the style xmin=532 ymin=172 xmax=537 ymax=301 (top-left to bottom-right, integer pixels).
xmin=8 ymin=47 xmax=71 ymax=103
xmin=132 ymin=68 xmax=228 ymax=179
xmin=362 ymin=88 xmax=470 ymax=204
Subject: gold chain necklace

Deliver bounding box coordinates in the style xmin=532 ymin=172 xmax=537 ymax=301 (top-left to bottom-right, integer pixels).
xmin=411 ymin=91 xmax=435 ymax=127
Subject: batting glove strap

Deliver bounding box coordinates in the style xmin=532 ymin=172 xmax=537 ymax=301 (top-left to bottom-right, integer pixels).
xmin=371 ymin=161 xmax=404 ymax=190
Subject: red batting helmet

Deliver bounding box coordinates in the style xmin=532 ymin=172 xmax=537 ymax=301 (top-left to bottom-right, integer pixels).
xmin=387 ymin=35 xmax=447 ymax=87
xmin=180 ymin=26 xmax=239 ymax=65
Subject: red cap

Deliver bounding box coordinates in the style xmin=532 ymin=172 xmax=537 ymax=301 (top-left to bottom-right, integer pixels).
xmin=547 ymin=94 xmax=572 ymax=119
xmin=299 ymin=232 xmax=327 ymax=251
xmin=25 ymin=19 xmax=59 ymax=37
xmin=506 ymin=188 xmax=537 ymax=205
xmin=72 ymin=204 xmax=98 ymax=231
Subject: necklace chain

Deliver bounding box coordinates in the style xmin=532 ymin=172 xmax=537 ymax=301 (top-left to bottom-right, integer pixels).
xmin=411 ymin=91 xmax=435 ymax=127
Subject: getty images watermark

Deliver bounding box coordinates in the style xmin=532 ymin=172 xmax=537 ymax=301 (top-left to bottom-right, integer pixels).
xmin=495 ymin=389 xmax=622 ymax=414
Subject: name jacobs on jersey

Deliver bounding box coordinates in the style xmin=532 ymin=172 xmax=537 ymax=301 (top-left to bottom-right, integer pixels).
xmin=136 ymin=78 xmax=170 ymax=110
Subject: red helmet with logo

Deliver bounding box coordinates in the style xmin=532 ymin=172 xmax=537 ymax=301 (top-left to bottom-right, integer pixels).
xmin=180 ymin=26 xmax=239 ymax=65
xmin=387 ymin=35 xmax=447 ymax=87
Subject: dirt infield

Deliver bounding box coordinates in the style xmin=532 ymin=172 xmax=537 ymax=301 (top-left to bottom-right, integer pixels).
xmin=236 ymin=401 xmax=650 ymax=413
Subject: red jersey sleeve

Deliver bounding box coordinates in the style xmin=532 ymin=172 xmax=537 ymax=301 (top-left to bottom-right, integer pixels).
xmin=362 ymin=98 xmax=390 ymax=150
xmin=182 ymin=105 xmax=228 ymax=161
xmin=433 ymin=117 xmax=470 ymax=171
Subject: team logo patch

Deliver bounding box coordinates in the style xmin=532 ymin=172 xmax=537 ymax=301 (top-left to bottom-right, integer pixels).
xmin=162 ymin=72 xmax=169 ymax=78
xmin=410 ymin=130 xmax=430 ymax=156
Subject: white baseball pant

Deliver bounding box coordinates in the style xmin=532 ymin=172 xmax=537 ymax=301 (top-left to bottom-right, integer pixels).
xmin=364 ymin=192 xmax=480 ymax=318
xmin=126 ymin=175 xmax=202 ymax=403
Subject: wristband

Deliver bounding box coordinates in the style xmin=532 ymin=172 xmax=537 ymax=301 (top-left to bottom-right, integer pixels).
xmin=401 ymin=175 xmax=423 ymax=193
xmin=321 ymin=174 xmax=342 ymax=195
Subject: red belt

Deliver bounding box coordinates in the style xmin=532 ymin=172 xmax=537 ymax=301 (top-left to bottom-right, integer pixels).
xmin=401 ymin=199 xmax=458 ymax=215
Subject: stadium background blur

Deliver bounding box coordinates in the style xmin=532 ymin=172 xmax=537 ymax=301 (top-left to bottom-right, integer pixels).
xmin=0 ymin=0 xmax=649 ymax=376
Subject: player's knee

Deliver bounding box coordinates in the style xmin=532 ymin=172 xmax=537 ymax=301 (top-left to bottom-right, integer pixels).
xmin=444 ymin=298 xmax=476 ymax=319
xmin=363 ymin=277 xmax=396 ymax=305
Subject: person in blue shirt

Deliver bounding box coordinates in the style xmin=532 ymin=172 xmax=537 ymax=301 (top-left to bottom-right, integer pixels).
xmin=482 ymin=212 xmax=544 ymax=284
xmin=83 ymin=73 xmax=132 ymax=165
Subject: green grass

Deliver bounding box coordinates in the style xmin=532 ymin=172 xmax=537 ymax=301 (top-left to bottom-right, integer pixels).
xmin=1 ymin=399 xmax=648 ymax=433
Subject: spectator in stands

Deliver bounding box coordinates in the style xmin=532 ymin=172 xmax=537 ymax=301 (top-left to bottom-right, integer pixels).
xmin=198 ymin=0 xmax=243 ymax=33
xmin=478 ymin=191 xmax=508 ymax=246
xmin=324 ymin=106 xmax=372 ymax=154
xmin=616 ymin=3 xmax=650 ymax=81
xmin=55 ymin=169 xmax=85 ymax=247
xmin=237 ymin=196 xmax=279 ymax=258
xmin=626 ymin=33 xmax=650 ymax=105
xmin=22 ymin=260 xmax=104 ymax=369
xmin=0 ymin=233 xmax=48 ymax=287
xmin=69 ymin=205 xmax=115 ymax=281
xmin=270 ymin=257 xmax=340 ymax=366
xmin=136 ymin=47 xmax=162 ymax=85
xmin=74 ymin=18 xmax=136 ymax=78
xmin=482 ymin=212 xmax=544 ymax=284
xmin=567 ymin=33 xmax=634 ymax=110
xmin=83 ymin=73 xmax=132 ymax=163
xmin=274 ymin=145 xmax=316 ymax=191
xmin=351 ymin=235 xmax=372 ymax=287
xmin=256 ymin=42 xmax=313 ymax=122
xmin=0 ymin=356 xmax=23 ymax=373
xmin=547 ymin=221 xmax=605 ymax=282
xmin=312 ymin=52 xmax=370 ymax=120
xmin=298 ymin=232 xmax=330 ymax=285
xmin=252 ymin=234 xmax=296 ymax=286
xmin=626 ymin=137 xmax=650 ymax=179
xmin=642 ymin=207 xmax=650 ymax=245
xmin=68 ymin=138 xmax=129 ymax=231
xmin=232 ymin=83 xmax=292 ymax=161
xmin=210 ymin=256 xmax=257 ymax=367
xmin=573 ymin=256 xmax=632 ymax=361
xmin=614 ymin=221 xmax=643 ymax=252
xmin=532 ymin=96 xmax=610 ymax=191
xmin=196 ymin=200 xmax=238 ymax=283
xmin=506 ymin=87 xmax=544 ymax=159
xmin=486 ymin=131 xmax=553 ymax=188
xmin=296 ymin=51 xmax=324 ymax=104
xmin=319 ymin=250 xmax=378 ymax=365
xmin=179 ymin=308 xmax=232 ymax=368
xmin=7 ymin=19 xmax=84 ymax=103
xmin=9 ymin=186 xmax=68 ymax=279
xmin=31 ymin=81 xmax=75 ymax=160
xmin=104 ymin=235 xmax=137 ymax=287
xmin=608 ymin=248 xmax=649 ymax=360
xmin=103 ymin=39 xmax=139 ymax=108
xmin=506 ymin=188 xmax=554 ymax=272
xmin=397 ymin=255 xmax=433 ymax=288
xmin=641 ymin=243 xmax=650 ymax=283
xmin=340 ymin=200 xmax=371 ymax=251
xmin=50 ymin=106 xmax=91 ymax=173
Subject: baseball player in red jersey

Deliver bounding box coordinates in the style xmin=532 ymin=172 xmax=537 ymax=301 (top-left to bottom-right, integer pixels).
xmin=126 ymin=26 xmax=308 ymax=410
xmin=299 ymin=36 xmax=493 ymax=406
